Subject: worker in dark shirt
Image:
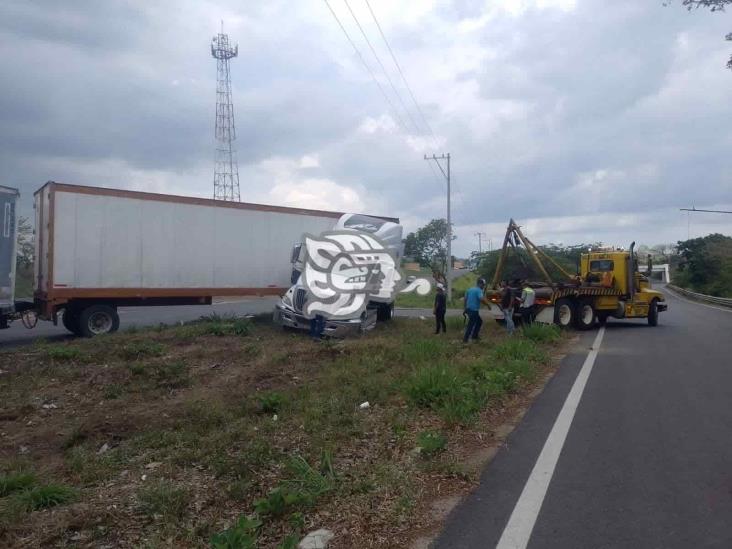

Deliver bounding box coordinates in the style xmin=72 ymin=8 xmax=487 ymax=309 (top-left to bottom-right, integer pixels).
xmin=434 ymin=283 xmax=447 ymax=334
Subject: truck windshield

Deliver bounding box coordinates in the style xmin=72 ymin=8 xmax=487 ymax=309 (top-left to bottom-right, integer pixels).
xmin=343 ymin=214 xmax=386 ymax=233
xmin=589 ymin=259 xmax=614 ymax=272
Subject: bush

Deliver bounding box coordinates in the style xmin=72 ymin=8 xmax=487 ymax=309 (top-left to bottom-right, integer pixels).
xmin=492 ymin=338 xmax=545 ymax=363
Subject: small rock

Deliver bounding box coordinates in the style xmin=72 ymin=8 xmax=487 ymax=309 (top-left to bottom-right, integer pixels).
xmin=419 ymin=315 xmax=426 ymax=320
xmin=0 ymin=369 xmax=7 ymax=375
xmin=141 ymin=474 xmax=147 ymax=481
xmin=97 ymin=443 xmax=111 ymax=455
xmin=210 ymin=363 xmax=221 ymax=369
xmin=358 ymin=401 xmax=370 ymax=410
xmin=26 ymin=421 xmax=34 ymax=427
xmin=298 ymin=529 xmax=334 ymax=549
xmin=41 ymin=403 xmax=58 ymax=410
xmin=272 ymin=414 xmax=278 ymax=422
xmin=19 ymin=445 xmax=29 ymax=455
xmin=145 ymin=462 xmax=162 ymax=470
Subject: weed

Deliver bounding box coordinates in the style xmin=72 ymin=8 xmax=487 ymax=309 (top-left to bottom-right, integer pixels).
xmin=127 ymin=362 xmax=147 ymax=375
xmin=225 ymin=478 xmax=251 ymax=502
xmin=211 ymin=515 xmax=261 ymax=549
xmin=416 ymin=431 xmax=447 ymax=457
xmin=257 ymin=391 xmax=285 ymax=414
xmin=492 ymin=338 xmax=545 ymax=363
xmin=138 ymin=480 xmax=188 ymax=520
xmin=399 ymin=338 xmax=447 ymax=365
xmin=153 ymin=360 xmax=190 ymax=389
xmin=0 ymin=472 xmax=36 ymax=496
xmin=277 ymin=534 xmax=300 ymax=549
xmin=62 ymin=425 xmax=88 ymax=450
xmin=103 ymin=383 xmax=124 ymax=400
xmin=66 ymin=445 xmax=124 ymax=485
xmin=254 ymin=487 xmax=309 ymax=518
xmin=15 ymin=483 xmax=76 ymax=510
xmin=283 ymin=455 xmax=336 ymax=499
xmin=522 ymin=323 xmax=561 ymax=343
xmin=118 ymin=341 xmax=166 ymax=361
xmin=46 ymin=345 xmax=81 ymax=361
xmin=404 ymin=366 xmax=463 ymax=409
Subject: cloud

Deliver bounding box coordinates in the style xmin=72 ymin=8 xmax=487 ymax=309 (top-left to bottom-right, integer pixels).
xmin=0 ymin=0 xmax=730 ymax=258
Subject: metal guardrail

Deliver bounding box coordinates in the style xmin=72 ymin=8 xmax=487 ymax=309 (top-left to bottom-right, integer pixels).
xmin=666 ymin=284 xmax=732 ymax=308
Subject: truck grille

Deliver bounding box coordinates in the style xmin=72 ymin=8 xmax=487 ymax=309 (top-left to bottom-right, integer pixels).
xmin=294 ymin=288 xmax=307 ymax=313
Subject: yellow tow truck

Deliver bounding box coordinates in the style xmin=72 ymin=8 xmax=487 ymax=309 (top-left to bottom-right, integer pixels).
xmin=486 ymin=219 xmax=668 ymax=329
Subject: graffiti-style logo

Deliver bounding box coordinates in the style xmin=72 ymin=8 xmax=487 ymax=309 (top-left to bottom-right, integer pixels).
xmin=302 ymin=231 xmax=430 ymax=319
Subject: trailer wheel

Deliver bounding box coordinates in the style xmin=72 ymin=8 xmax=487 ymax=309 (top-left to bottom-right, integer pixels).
xmin=647 ymin=299 xmax=658 ymax=327
xmin=575 ymin=300 xmax=596 ymax=331
xmin=61 ymin=309 xmax=82 ymax=336
xmin=78 ymin=305 xmax=120 ymax=337
xmin=553 ymin=298 xmax=575 ymax=328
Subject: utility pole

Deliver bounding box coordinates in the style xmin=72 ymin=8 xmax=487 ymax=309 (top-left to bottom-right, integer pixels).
xmin=424 ymin=153 xmax=452 ymax=301
xmin=474 ymin=232 xmax=487 ymax=253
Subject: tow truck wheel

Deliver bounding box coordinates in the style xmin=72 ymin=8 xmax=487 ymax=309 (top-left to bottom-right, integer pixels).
xmin=78 ymin=305 xmax=120 ymax=337
xmin=575 ymin=300 xmax=596 ymax=331
xmin=376 ymin=303 xmax=394 ymax=322
xmin=648 ymin=299 xmax=659 ymax=327
xmin=553 ymin=298 xmax=575 ymax=328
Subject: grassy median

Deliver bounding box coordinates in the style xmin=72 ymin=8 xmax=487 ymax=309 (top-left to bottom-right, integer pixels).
xmin=0 ymin=313 xmax=565 ymax=548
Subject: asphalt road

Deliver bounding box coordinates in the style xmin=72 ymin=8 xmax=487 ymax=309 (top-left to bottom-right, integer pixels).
xmin=436 ymin=287 xmax=732 ymax=548
xmin=0 ymin=299 xmax=463 ymax=348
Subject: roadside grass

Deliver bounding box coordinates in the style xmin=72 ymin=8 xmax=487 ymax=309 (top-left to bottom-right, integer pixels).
xmin=395 ymin=271 xmax=477 ymax=309
xmin=0 ymin=312 xmax=565 ymax=548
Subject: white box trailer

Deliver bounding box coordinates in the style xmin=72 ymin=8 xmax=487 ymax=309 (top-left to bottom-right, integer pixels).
xmin=26 ymin=181 xmax=397 ymax=336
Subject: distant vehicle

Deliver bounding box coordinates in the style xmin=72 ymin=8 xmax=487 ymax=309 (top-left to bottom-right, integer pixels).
xmin=273 ymin=213 xmax=403 ymax=337
xmin=0 ymin=182 xmax=364 ymax=336
xmin=485 ymin=219 xmax=667 ymax=329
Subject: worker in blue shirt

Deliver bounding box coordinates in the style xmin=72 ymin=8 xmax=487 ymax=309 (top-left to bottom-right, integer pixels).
xmin=463 ymin=277 xmax=489 ymax=343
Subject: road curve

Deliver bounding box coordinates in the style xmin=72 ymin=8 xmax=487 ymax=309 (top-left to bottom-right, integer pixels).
xmin=436 ymin=287 xmax=732 ymax=549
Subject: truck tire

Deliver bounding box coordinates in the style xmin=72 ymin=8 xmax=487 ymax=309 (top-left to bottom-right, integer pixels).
xmin=575 ymin=299 xmax=596 ymax=331
xmin=78 ymin=305 xmax=120 ymax=337
xmin=648 ymin=299 xmax=658 ymax=327
xmin=376 ymin=302 xmax=394 ymax=322
xmin=553 ymin=298 xmax=575 ymax=328
xmin=61 ymin=309 xmax=82 ymax=336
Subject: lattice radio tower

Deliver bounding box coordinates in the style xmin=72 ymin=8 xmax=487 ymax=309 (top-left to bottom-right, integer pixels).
xmin=211 ymin=23 xmax=240 ymax=201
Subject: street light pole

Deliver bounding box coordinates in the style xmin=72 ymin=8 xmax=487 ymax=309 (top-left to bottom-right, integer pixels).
xmin=424 ymin=153 xmax=452 ymax=301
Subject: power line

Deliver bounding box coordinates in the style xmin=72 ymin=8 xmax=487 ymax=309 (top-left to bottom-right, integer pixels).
xmin=680 ymin=207 xmax=732 ymax=214
xmin=342 ymin=0 xmax=422 ymax=135
xmin=364 ymin=0 xmax=439 ymax=148
xmin=323 ymin=0 xmax=409 ymax=132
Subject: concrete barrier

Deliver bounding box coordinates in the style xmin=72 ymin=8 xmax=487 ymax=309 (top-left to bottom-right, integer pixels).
xmin=666 ymin=284 xmax=732 ymax=309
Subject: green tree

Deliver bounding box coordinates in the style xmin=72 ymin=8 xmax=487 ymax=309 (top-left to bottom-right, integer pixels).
xmin=668 ymin=0 xmax=732 ymax=69
xmin=15 ymin=216 xmax=34 ymax=298
xmin=674 ymin=233 xmax=732 ymax=296
xmin=403 ymin=219 xmax=455 ymax=280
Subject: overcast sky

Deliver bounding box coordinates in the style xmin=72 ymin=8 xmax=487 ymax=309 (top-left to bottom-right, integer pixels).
xmin=1 ymin=0 xmax=730 ymax=256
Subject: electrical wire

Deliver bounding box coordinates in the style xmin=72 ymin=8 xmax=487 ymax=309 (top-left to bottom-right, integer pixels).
xmin=323 ymin=0 xmax=410 ymax=133
xmin=364 ymin=0 xmax=440 ymax=149
xmin=342 ymin=0 xmax=422 ymax=136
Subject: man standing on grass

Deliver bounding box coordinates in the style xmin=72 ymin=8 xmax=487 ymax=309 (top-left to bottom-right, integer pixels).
xmin=434 ymin=283 xmax=447 ymax=334
xmin=518 ymin=281 xmax=535 ymax=326
xmin=463 ymin=277 xmax=488 ymax=343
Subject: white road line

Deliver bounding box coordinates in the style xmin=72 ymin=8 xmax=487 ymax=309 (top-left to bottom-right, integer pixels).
xmin=496 ymin=326 xmax=606 ymax=549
